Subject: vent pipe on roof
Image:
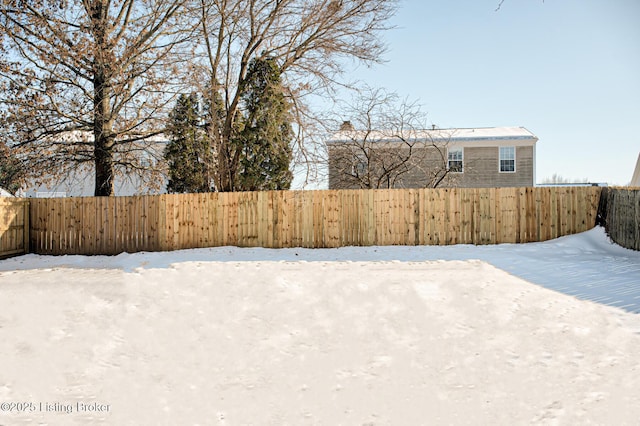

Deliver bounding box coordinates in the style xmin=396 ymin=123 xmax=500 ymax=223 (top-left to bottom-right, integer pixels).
xmin=340 ymin=121 xmax=354 ymax=131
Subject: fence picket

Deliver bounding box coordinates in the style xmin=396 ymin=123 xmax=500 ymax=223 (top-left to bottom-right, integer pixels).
xmin=0 ymin=198 xmax=29 ymax=257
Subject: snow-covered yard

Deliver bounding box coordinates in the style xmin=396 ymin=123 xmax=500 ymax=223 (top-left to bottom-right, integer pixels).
xmin=0 ymin=227 xmax=639 ymax=424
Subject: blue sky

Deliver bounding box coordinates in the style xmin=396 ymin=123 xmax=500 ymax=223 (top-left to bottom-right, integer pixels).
xmin=343 ymin=0 xmax=640 ymax=185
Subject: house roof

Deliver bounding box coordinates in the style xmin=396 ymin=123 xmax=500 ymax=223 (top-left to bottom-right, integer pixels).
xmin=328 ymin=126 xmax=538 ymax=144
xmin=631 ymin=153 xmax=640 ymax=187
xmin=39 ymin=130 xmax=169 ymax=144
xmin=0 ymin=187 xmax=14 ymax=197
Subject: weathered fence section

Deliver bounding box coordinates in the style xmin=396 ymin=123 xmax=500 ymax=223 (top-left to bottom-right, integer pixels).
xmin=0 ymin=198 xmax=29 ymax=258
xmin=26 ymin=187 xmax=602 ymax=255
xmin=599 ymin=187 xmax=640 ymax=251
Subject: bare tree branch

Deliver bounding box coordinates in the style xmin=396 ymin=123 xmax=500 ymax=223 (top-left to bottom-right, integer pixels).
xmin=496 ymin=0 xmax=544 ymax=12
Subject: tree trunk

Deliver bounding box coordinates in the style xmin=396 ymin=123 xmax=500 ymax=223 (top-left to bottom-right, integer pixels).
xmin=94 ymin=133 xmax=115 ymax=196
xmin=93 ymin=74 xmax=115 ymax=196
xmin=215 ymin=110 xmax=240 ymax=192
xmin=91 ymin=1 xmax=115 ymax=196
xmin=216 ymin=141 xmax=233 ymax=192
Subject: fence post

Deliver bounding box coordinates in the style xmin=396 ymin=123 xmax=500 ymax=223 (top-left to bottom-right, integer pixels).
xmin=23 ymin=200 xmax=30 ymax=254
xmin=158 ymin=194 xmax=168 ymax=251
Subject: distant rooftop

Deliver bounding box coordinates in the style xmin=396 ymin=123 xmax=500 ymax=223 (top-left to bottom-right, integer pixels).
xmin=328 ymin=126 xmax=538 ymax=143
xmin=631 ymin=153 xmax=640 ymax=187
xmin=0 ymin=187 xmax=14 ymax=197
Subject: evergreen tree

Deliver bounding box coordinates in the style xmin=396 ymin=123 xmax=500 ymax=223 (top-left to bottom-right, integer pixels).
xmin=236 ymin=57 xmax=293 ymax=191
xmin=164 ymin=94 xmax=212 ymax=193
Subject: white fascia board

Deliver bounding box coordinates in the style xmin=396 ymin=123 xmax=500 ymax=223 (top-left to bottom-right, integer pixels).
xmin=327 ymin=127 xmax=538 ymax=148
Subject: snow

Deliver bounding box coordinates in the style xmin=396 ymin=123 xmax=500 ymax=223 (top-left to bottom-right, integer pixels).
xmin=4 ymin=226 xmax=639 ymax=313
xmin=328 ymin=126 xmax=537 ymax=145
xmin=0 ymin=226 xmax=639 ymax=424
xmin=0 ymin=187 xmax=15 ymax=197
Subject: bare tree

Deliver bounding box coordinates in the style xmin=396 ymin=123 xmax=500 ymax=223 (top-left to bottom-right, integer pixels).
xmin=191 ymin=0 xmax=398 ymax=191
xmin=0 ymin=0 xmax=192 ymax=195
xmin=325 ymin=88 xmax=461 ymax=189
xmin=541 ymin=174 xmax=589 ymax=184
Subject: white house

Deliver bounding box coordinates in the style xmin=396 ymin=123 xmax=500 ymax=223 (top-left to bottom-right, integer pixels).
xmin=20 ymin=133 xmax=168 ymax=197
xmin=631 ymin=153 xmax=640 ymax=187
xmin=0 ymin=187 xmax=14 ymax=197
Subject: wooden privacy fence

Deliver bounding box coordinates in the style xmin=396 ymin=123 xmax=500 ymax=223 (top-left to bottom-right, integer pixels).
xmin=0 ymin=198 xmax=29 ymax=258
xmin=26 ymin=187 xmax=602 ymax=255
xmin=599 ymin=187 xmax=640 ymax=251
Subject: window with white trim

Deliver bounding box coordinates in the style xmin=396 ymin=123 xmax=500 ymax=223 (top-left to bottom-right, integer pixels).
xmin=447 ymin=148 xmax=463 ymax=173
xmin=499 ymin=146 xmax=515 ymax=172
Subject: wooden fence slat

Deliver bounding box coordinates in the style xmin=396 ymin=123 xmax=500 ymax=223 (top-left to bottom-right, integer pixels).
xmin=0 ymin=198 xmax=28 ymax=257
xmin=267 ymin=191 xmax=275 ymax=248
xmin=312 ymin=191 xmax=323 ymax=248
xmin=477 ymin=188 xmax=489 ymax=244
xmin=364 ymin=189 xmax=374 ymax=245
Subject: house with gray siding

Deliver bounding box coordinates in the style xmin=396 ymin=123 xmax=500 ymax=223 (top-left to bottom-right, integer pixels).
xmin=327 ymin=126 xmax=538 ymax=189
